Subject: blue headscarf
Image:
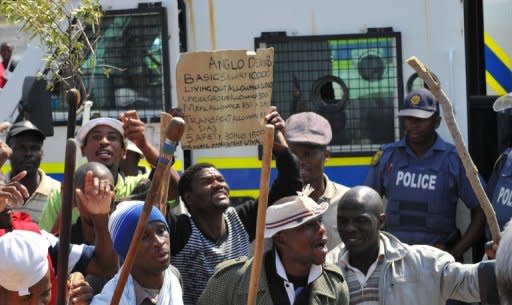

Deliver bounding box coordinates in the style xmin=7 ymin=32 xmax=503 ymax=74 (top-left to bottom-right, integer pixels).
xmin=108 ymin=201 xmax=168 ymax=260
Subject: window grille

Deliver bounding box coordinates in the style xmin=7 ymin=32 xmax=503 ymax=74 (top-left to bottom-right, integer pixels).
xmin=51 ymin=7 xmax=170 ymax=122
xmin=256 ymin=30 xmax=404 ymax=155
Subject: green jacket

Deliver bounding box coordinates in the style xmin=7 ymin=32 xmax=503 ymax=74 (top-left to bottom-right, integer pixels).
xmin=197 ymin=255 xmax=349 ymax=305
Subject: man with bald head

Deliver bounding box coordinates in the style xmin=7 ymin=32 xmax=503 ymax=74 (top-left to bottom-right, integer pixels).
xmin=71 ymin=161 xmax=116 ymax=294
xmin=327 ymin=186 xmax=483 ymax=305
xmin=71 ymin=161 xmax=115 ymax=245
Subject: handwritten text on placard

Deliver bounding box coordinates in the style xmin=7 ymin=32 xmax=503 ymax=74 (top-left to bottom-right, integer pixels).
xmin=177 ymin=48 xmax=274 ymax=149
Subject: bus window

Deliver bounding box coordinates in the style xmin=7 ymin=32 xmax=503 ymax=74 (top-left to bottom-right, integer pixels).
xmin=256 ymin=30 xmax=403 ymax=156
xmin=51 ymin=7 xmax=170 ymax=122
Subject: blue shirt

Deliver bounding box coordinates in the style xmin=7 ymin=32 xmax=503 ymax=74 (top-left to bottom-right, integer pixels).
xmin=364 ymin=133 xmax=482 ymax=246
xmin=487 ymin=147 xmax=512 ymax=238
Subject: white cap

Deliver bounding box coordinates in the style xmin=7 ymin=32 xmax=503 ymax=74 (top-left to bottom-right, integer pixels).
xmin=77 ymin=117 xmax=124 ymax=146
xmin=0 ymin=230 xmax=49 ymax=296
xmin=264 ymin=185 xmax=328 ymax=238
xmin=126 ymin=140 xmax=143 ymax=156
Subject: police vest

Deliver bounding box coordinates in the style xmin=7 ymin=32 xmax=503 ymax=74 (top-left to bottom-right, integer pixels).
xmin=490 ymin=148 xmax=512 ymax=231
xmin=381 ymin=144 xmax=458 ymax=245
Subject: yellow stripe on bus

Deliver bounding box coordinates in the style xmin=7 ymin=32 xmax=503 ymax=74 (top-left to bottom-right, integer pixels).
xmin=486 ymin=71 xmax=508 ymax=96
xmin=196 ymin=157 xmax=276 ymax=168
xmin=197 ymin=156 xmax=372 ymax=169
xmin=3 ymin=156 xmax=367 ymax=176
xmin=1 ymin=159 xmax=184 ymax=175
xmin=229 ymin=190 xmax=259 ymax=199
xmin=484 ymin=32 xmax=512 ymax=70
xmin=139 ymin=159 xmax=184 ymax=171
xmin=1 ymin=162 xmax=65 ymax=174
xmin=326 ymin=156 xmax=372 ymax=166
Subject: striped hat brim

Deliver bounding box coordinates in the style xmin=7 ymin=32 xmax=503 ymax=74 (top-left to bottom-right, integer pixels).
xmin=264 ymin=201 xmax=328 ymax=238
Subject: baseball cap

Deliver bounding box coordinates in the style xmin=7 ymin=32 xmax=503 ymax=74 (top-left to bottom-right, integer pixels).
xmin=77 ymin=117 xmax=124 ymax=146
xmin=6 ymin=120 xmax=45 ymax=143
xmin=398 ymin=88 xmax=440 ymax=119
xmin=0 ymin=230 xmax=49 ymax=296
xmin=285 ymin=112 xmax=332 ymax=146
xmin=264 ymin=186 xmax=328 ymax=238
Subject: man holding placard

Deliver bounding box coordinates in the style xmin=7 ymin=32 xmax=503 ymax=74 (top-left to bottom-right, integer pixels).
xmin=174 ymin=48 xmax=306 ymax=304
xmin=169 ymin=107 xmax=302 ymax=305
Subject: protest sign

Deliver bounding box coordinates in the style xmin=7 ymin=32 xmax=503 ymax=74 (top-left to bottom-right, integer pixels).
xmin=177 ymin=48 xmax=274 ymax=149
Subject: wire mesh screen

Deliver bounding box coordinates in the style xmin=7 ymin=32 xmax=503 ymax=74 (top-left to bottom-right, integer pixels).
xmin=256 ymin=31 xmax=403 ymax=155
xmin=52 ymin=8 xmax=169 ymax=122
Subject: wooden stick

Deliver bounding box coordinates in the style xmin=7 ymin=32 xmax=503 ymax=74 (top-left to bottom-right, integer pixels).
xmin=65 ymin=88 xmax=80 ymax=139
xmin=247 ymin=124 xmax=275 ymax=305
xmin=160 ymin=113 xmax=173 ymax=150
xmin=56 ymin=139 xmax=77 ymax=305
xmin=56 ymin=88 xmax=80 ymax=305
xmin=158 ymin=112 xmax=173 ymax=215
xmin=110 ymin=117 xmax=185 ymax=305
xmin=406 ymin=56 xmax=501 ymax=243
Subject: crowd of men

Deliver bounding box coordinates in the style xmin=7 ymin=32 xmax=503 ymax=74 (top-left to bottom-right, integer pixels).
xmin=0 ymin=89 xmax=511 ymax=305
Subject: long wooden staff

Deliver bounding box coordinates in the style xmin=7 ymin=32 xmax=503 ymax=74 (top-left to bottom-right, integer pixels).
xmin=158 ymin=112 xmax=173 ymax=215
xmin=56 ymin=89 xmax=80 ymax=305
xmin=110 ymin=117 xmax=185 ymax=305
xmin=247 ymin=124 xmax=275 ymax=305
xmin=406 ymin=56 xmax=501 ymax=243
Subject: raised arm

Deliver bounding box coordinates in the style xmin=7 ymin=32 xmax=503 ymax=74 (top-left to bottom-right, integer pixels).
xmin=265 ymin=106 xmax=302 ymax=203
xmin=121 ymin=110 xmax=181 ymax=205
xmin=121 ymin=110 xmax=159 ymax=165
xmin=236 ymin=107 xmax=303 ymax=240
xmin=75 ymin=171 xmax=118 ymax=277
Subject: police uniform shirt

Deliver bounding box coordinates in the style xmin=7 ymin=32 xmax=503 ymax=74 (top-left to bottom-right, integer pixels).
xmin=487 ymin=147 xmax=512 ymax=235
xmin=364 ymin=133 xmax=482 ymax=246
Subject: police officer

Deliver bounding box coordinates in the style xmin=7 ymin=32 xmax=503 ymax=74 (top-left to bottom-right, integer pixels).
xmin=487 ymin=101 xmax=512 ymax=237
xmin=364 ymin=88 xmax=485 ymax=261
xmin=487 ymin=148 xmax=512 ymax=235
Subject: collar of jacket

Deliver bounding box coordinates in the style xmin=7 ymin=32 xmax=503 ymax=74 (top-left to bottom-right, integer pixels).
xmin=235 ymin=253 xmax=339 ymax=304
xmin=334 ymin=231 xmax=411 ymax=264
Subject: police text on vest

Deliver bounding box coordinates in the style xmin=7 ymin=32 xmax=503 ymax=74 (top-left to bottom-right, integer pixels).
xmin=395 ymin=171 xmax=437 ymax=190
xmin=497 ymin=187 xmax=512 ymax=206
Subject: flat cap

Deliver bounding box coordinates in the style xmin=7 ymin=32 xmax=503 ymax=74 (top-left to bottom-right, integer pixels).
xmin=285 ymin=112 xmax=332 ymax=146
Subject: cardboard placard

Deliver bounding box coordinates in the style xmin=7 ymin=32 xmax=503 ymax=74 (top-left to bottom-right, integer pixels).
xmin=177 ymin=48 xmax=274 ymax=149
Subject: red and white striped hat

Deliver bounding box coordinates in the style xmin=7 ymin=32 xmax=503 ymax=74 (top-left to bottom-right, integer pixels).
xmin=264 ymin=185 xmax=328 ymax=238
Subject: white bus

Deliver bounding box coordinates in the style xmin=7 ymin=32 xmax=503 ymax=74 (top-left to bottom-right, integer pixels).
xmin=0 ymin=0 xmax=510 ymax=203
